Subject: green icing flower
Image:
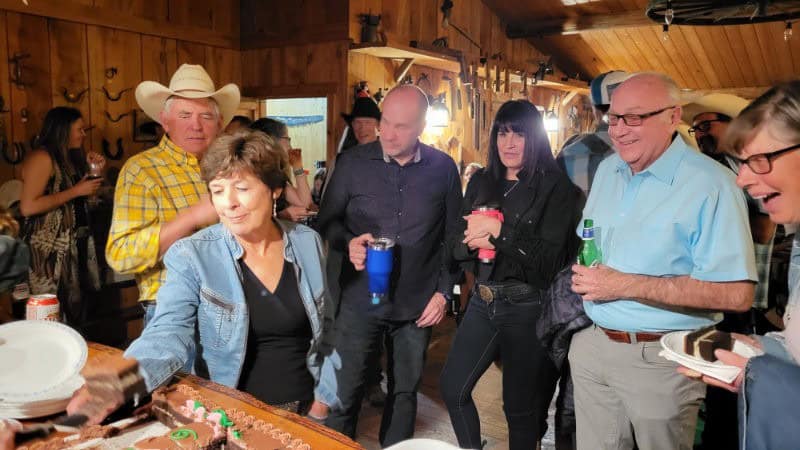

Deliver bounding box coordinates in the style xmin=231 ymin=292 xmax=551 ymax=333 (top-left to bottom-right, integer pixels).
xmin=192 ymin=400 xmax=203 ymax=410
xmin=233 ymin=429 xmax=243 ymax=439
xmin=212 ymin=408 xmax=234 ymax=427
xmin=170 ymin=428 xmax=199 ymax=441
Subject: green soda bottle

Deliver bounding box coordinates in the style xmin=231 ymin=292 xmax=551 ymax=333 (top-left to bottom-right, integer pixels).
xmin=578 ymin=219 xmax=602 ymax=267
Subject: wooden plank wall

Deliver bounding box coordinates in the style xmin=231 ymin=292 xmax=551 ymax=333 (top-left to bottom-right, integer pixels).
xmin=0 ymin=0 xmax=241 ymax=183
xmin=240 ymin=0 xmax=351 ymax=164
xmin=346 ymin=0 xmax=586 ymax=167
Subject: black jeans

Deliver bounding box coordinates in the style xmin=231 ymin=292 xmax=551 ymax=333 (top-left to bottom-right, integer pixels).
xmin=325 ymin=305 xmax=432 ymax=446
xmin=441 ymin=292 xmax=559 ymax=450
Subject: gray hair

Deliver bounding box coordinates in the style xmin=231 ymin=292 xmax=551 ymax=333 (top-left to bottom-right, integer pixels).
xmin=623 ymin=72 xmax=681 ymax=105
xmin=163 ymin=96 xmax=220 ymax=119
xmin=723 ymin=81 xmax=800 ymax=156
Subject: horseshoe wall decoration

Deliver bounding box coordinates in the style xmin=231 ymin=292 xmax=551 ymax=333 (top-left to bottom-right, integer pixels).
xmin=102 ymin=137 xmax=124 ymax=160
xmin=60 ymin=87 xmax=89 ymax=104
xmin=9 ymin=53 xmax=31 ymax=89
xmin=101 ymin=86 xmax=131 ymax=102
xmin=2 ymin=142 xmax=26 ymax=165
xmin=105 ymin=110 xmax=131 ymax=123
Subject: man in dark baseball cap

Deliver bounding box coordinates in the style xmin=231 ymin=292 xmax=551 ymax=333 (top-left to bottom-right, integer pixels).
xmin=557 ymin=70 xmax=630 ymax=196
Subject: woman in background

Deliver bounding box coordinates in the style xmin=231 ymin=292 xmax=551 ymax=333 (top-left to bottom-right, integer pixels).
xmin=19 ymin=106 xmax=104 ymax=328
xmin=249 ymin=118 xmax=315 ymax=222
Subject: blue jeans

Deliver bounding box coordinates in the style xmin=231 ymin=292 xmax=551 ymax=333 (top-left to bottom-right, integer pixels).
xmin=440 ymin=293 xmax=559 ymax=450
xmin=324 ymin=305 xmax=432 ymax=447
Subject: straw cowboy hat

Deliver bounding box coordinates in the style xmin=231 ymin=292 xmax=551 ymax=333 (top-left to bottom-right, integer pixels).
xmin=680 ymin=93 xmax=750 ymax=124
xmin=135 ymin=64 xmax=241 ymax=126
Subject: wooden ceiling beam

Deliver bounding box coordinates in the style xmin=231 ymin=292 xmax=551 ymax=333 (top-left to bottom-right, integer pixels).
xmin=506 ymin=10 xmax=652 ymax=38
xmin=681 ymin=86 xmax=771 ymax=100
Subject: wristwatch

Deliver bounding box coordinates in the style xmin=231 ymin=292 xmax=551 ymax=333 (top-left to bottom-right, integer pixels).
xmin=293 ymin=168 xmax=305 ymax=176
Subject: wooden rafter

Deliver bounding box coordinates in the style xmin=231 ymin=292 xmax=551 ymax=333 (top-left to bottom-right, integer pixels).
xmin=506 ymin=10 xmax=651 ymax=38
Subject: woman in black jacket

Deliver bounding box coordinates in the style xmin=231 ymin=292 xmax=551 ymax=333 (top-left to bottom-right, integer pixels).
xmin=440 ymin=100 xmax=583 ymax=450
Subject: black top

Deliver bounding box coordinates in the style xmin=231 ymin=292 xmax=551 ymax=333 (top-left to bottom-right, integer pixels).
xmin=318 ymin=140 xmax=462 ymax=320
xmin=237 ymin=260 xmax=314 ymax=405
xmin=454 ymin=168 xmax=584 ymax=289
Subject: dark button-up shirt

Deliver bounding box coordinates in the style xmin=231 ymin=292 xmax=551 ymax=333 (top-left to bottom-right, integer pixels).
xmin=318 ymin=140 xmax=462 ymax=320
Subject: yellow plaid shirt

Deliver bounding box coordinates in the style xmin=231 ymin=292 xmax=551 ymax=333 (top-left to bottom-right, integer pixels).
xmin=106 ymin=136 xmax=208 ymax=302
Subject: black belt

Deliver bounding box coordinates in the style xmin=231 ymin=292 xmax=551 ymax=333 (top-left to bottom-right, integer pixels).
xmin=476 ymin=281 xmax=540 ymax=304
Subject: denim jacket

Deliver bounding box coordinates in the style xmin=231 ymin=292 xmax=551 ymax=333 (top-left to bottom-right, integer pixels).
xmin=124 ymin=220 xmax=338 ymax=406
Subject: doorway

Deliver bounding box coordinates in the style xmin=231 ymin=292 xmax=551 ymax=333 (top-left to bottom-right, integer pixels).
xmin=265 ymin=97 xmax=328 ymax=171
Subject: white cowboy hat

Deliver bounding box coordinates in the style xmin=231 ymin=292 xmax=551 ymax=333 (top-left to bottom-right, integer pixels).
xmin=680 ymin=93 xmax=750 ymax=124
xmin=135 ymin=64 xmax=241 ymax=127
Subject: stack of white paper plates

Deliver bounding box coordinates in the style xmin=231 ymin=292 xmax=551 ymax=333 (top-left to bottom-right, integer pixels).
xmin=0 ymin=321 xmax=87 ymax=418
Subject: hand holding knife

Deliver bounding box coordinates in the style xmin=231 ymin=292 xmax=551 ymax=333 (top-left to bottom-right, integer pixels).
xmin=14 ymin=356 xmax=146 ymax=446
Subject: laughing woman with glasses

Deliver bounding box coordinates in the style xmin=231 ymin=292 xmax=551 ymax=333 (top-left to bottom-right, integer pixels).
xmin=678 ymin=80 xmax=800 ymax=449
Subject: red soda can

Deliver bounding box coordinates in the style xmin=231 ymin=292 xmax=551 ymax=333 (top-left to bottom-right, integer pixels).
xmin=471 ymin=205 xmax=504 ymax=263
xmin=26 ymin=294 xmax=61 ymax=321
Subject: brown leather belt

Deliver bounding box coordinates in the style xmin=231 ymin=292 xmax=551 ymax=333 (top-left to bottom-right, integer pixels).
xmin=599 ymin=326 xmax=665 ymax=344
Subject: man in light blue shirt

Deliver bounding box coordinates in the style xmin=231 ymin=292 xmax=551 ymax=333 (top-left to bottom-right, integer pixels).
xmin=567 ymin=73 xmax=757 ymax=450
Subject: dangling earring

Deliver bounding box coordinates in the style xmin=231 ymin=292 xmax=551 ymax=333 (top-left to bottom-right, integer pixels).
xmin=273 ymin=199 xmax=277 ymax=217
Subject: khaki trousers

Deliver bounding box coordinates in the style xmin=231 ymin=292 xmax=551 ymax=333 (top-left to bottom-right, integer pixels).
xmin=568 ymin=325 xmax=706 ymax=450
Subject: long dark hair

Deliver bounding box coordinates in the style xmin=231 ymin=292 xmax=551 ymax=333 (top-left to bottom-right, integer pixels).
xmin=249 ymin=117 xmax=287 ymax=139
xmin=476 ymin=100 xmax=557 ymax=205
xmin=35 ymin=107 xmax=85 ymax=176
xmin=486 ymin=100 xmax=557 ymax=180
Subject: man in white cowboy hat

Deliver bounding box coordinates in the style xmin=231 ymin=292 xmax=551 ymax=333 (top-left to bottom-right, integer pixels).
xmin=106 ymin=64 xmax=240 ymax=326
xmin=681 ymin=92 xmax=776 ymax=450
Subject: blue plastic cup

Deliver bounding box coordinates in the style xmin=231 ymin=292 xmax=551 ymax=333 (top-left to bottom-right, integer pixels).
xmin=366 ymin=238 xmax=395 ymax=304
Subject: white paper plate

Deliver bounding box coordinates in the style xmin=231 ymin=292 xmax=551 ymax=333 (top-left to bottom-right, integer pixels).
xmin=659 ymin=330 xmax=763 ymax=384
xmin=0 ymin=321 xmax=87 ymax=402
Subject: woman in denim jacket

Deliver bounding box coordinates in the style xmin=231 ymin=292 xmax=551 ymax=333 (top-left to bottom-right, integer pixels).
xmin=679 ymin=81 xmax=800 ymax=449
xmin=69 ymin=130 xmax=337 ymax=421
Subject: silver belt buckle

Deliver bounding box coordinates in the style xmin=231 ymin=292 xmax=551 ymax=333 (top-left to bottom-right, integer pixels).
xmin=478 ymin=285 xmax=494 ymax=303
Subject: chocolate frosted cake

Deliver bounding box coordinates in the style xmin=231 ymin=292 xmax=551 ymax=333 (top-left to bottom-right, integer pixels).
xmin=684 ymin=326 xmax=733 ymax=362
xmin=16 ymin=384 xmax=311 ymax=449
xmin=141 ymin=384 xmax=310 ymax=450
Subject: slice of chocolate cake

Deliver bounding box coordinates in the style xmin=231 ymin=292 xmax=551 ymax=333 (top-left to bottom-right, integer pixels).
xmin=152 ymin=385 xmax=217 ymax=428
xmin=684 ymin=326 xmax=733 ymax=362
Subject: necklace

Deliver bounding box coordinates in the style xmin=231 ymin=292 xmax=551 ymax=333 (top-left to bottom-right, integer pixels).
xmin=504 ymin=180 xmax=520 ymax=197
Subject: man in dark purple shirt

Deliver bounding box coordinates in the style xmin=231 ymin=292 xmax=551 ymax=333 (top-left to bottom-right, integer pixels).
xmin=318 ymin=85 xmax=461 ymax=445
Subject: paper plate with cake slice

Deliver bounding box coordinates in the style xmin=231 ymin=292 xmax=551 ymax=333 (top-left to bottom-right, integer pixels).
xmin=659 ymin=327 xmax=764 ymax=384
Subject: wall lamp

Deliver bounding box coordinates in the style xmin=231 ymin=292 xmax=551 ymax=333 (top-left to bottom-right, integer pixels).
xmin=427 ymin=93 xmax=450 ymax=127
xmin=544 ymin=110 xmax=559 ymax=133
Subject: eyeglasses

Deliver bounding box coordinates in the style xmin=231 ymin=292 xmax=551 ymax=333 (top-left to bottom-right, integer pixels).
xmin=607 ymin=106 xmax=676 ymax=127
xmin=688 ymin=119 xmax=728 ymax=136
xmin=732 ymin=142 xmax=800 ymax=175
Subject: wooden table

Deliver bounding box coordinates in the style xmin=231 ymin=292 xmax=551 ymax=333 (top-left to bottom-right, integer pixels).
xmin=75 ymin=343 xmax=362 ymax=449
